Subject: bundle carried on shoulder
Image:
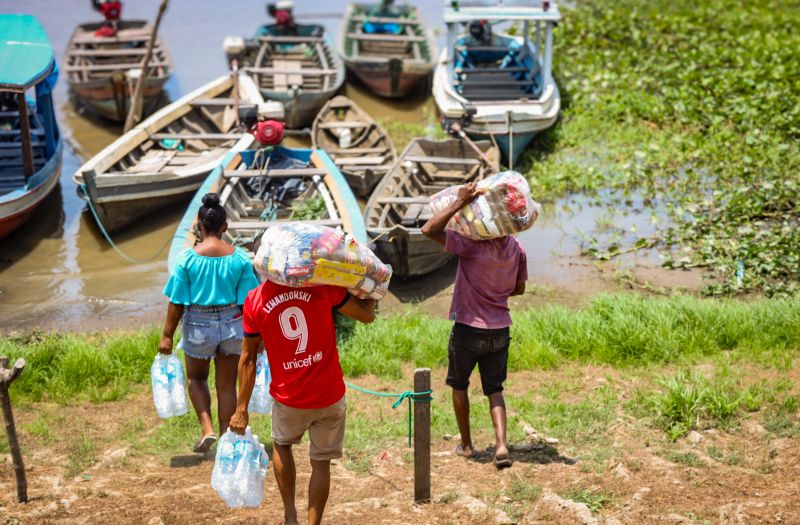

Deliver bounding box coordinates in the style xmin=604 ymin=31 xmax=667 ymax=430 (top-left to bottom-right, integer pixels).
xmin=429 ymin=171 xmax=541 ymax=240
xmin=254 ymin=223 xmax=392 ymax=300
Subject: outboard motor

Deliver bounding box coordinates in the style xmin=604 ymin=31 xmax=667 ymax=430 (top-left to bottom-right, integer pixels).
xmin=92 ymin=0 xmax=122 ymax=37
xmin=267 ymin=1 xmax=297 ymax=34
xmin=468 ymin=20 xmax=491 ymax=44
xmin=251 ymin=120 xmax=285 ymax=147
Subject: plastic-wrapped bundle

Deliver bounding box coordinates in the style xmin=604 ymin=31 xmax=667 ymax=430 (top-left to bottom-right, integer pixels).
xmin=253 ymin=223 xmax=392 ymax=300
xmin=429 ymin=171 xmax=541 ymax=241
xmin=211 ymin=427 xmax=269 ymax=508
xmin=150 ymin=354 xmax=189 ymax=419
xmin=248 ymin=352 xmax=273 ymax=414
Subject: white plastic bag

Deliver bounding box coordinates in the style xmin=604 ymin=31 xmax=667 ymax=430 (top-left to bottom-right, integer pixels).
xmin=429 ymin=171 xmax=541 ymax=240
xmin=211 ymin=427 xmax=269 ymax=508
xmin=248 ymin=352 xmax=273 ymax=414
xmin=253 ymin=223 xmax=392 ymax=300
xmin=150 ymin=353 xmax=189 ymax=419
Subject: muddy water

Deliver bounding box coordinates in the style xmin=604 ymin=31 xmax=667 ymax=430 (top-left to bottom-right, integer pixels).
xmin=0 ymin=1 xmax=694 ymax=333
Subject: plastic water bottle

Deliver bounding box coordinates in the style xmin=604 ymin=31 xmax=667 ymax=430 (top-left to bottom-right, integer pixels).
xmin=339 ymin=127 xmax=352 ymax=149
xmin=211 ymin=427 xmax=269 ymax=508
xmin=167 ymin=355 xmax=189 ymax=416
xmin=248 ymin=352 xmax=273 ymax=414
xmin=151 ymin=354 xmax=174 ymax=418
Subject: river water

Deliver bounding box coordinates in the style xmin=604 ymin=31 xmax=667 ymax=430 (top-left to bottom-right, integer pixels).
xmin=0 ymin=1 xmax=693 ymax=333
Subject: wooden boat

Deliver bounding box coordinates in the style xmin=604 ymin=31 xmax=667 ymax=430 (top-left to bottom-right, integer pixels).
xmin=433 ymin=1 xmax=561 ymax=167
xmin=168 ymin=146 xmax=366 ymax=272
xmin=364 ymin=138 xmax=499 ymax=278
xmin=311 ymin=96 xmax=397 ymax=197
xmin=237 ymin=23 xmax=345 ymax=129
xmin=339 ymin=2 xmax=436 ymax=98
xmin=64 ymin=20 xmax=172 ymax=121
xmin=74 ymin=74 xmax=283 ymax=233
xmin=0 ymin=15 xmax=63 ymax=239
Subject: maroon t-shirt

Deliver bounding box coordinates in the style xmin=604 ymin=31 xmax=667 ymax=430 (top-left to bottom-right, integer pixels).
xmin=444 ymin=231 xmax=528 ymax=329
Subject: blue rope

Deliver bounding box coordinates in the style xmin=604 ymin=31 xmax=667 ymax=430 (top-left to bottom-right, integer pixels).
xmin=345 ymin=382 xmax=432 ymax=448
xmin=79 ymin=183 xmax=175 ymax=264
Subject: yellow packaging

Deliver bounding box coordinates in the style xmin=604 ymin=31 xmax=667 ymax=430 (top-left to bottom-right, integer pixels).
xmin=312 ymin=258 xmax=365 ymax=288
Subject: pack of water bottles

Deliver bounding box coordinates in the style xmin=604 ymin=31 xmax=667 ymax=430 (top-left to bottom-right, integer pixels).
xmin=253 ymin=223 xmax=392 ymax=300
xmin=248 ymin=352 xmax=273 ymax=414
xmin=150 ymin=353 xmax=189 ymax=419
xmin=211 ymin=427 xmax=269 ymax=508
xmin=429 ymin=171 xmax=541 ymax=240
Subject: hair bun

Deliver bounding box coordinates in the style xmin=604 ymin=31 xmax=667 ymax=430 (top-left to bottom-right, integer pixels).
xmin=202 ymin=192 xmax=221 ymax=208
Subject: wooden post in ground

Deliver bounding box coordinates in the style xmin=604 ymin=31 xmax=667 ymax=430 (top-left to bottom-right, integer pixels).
xmin=0 ymin=356 xmax=27 ymax=503
xmin=413 ymin=368 xmax=430 ymax=503
xmin=123 ymin=0 xmax=169 ymax=133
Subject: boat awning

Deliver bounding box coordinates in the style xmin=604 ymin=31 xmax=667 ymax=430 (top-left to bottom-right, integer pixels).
xmin=0 ymin=14 xmax=56 ymax=93
xmin=443 ymin=0 xmax=561 ymax=23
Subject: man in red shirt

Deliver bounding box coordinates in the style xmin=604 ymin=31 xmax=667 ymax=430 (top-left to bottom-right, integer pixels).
xmin=230 ymin=282 xmax=375 ymax=525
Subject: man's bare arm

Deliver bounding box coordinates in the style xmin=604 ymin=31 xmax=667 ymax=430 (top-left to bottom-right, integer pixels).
xmin=229 ymin=335 xmax=262 ymax=434
xmin=421 ymin=182 xmax=481 ymax=245
xmin=338 ymin=296 xmax=376 ymax=324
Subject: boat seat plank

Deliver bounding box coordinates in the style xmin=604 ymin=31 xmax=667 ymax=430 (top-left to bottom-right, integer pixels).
xmin=93 ymin=172 xmax=180 ymax=187
xmin=258 ymin=35 xmax=325 ymax=43
xmin=350 ymin=15 xmax=419 ymax=25
xmin=245 ymin=66 xmax=338 ymax=76
xmin=318 ymin=121 xmax=370 ymax=129
xmin=0 ymin=141 xmax=45 ymax=149
xmin=333 ymin=156 xmax=386 ymax=166
xmin=456 ymin=79 xmax=536 ymax=87
xmin=462 ymin=91 xmax=534 ymax=100
xmin=63 ymin=60 xmax=170 ymax=72
xmin=377 ymin=197 xmax=430 ymax=205
xmin=228 ymin=219 xmax=343 ymax=230
xmin=223 ymin=168 xmax=328 ymax=179
xmin=340 ymin=165 xmax=391 ymax=173
xmin=188 ymin=98 xmax=239 ymax=107
xmin=0 ymin=129 xmax=45 ymax=137
xmin=455 ymin=45 xmax=518 ymax=53
xmin=348 ymin=33 xmax=424 ymax=43
xmin=150 ymin=132 xmax=244 ymax=140
xmin=400 ymin=203 xmax=425 ymax=226
xmin=67 ymin=48 xmax=149 ymax=57
xmin=71 ymin=31 xmax=153 ymax=44
xmin=456 ymin=66 xmax=529 ymax=74
xmin=405 ymin=155 xmax=480 ymax=165
xmin=327 ymin=146 xmax=388 ymax=154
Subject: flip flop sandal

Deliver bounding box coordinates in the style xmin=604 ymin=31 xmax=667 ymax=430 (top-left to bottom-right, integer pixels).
xmin=454 ymin=444 xmax=477 ymax=459
xmin=194 ymin=434 xmax=217 ymax=454
xmin=494 ymin=453 xmax=512 ymax=469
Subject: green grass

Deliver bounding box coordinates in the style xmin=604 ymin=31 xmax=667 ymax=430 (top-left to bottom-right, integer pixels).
xmin=558 ymin=488 xmax=612 ymax=513
xmin=665 ymin=451 xmax=706 ymax=468
xmin=66 ymin=432 xmax=96 ymax=478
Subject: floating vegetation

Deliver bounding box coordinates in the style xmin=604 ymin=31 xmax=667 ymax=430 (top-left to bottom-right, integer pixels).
xmin=527 ymin=0 xmax=800 ymax=296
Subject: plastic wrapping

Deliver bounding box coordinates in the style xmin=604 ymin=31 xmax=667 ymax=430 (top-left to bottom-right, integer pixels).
xmin=253 ymin=223 xmax=392 ymax=300
xmin=211 ymin=427 xmax=269 ymax=508
xmin=150 ymin=354 xmax=189 ymax=419
xmin=248 ymin=352 xmax=273 ymax=414
xmin=429 ymin=171 xmax=541 ymax=241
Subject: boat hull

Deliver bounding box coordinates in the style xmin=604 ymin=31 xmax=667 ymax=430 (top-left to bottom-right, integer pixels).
xmin=347 ymin=64 xmax=428 ymax=98
xmin=0 ymin=141 xmax=63 ymax=240
xmin=373 ymin=225 xmax=451 ymax=278
xmin=71 ymin=80 xmax=165 ymax=121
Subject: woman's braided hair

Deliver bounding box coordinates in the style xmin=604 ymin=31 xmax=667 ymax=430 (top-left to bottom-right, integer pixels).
xmin=198 ymin=193 xmax=227 ymax=234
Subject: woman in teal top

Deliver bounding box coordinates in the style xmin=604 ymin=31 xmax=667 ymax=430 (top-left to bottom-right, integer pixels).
xmin=160 ymin=193 xmax=259 ymax=453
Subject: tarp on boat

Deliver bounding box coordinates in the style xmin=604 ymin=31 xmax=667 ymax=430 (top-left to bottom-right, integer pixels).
xmin=0 ymin=14 xmax=56 ymax=92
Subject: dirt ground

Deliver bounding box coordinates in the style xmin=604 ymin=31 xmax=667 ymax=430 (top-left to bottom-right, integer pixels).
xmin=1 ymin=365 xmax=797 ymax=525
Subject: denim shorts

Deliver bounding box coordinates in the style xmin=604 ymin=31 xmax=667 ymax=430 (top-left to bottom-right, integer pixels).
xmin=179 ymin=305 xmax=244 ymax=360
xmin=446 ymin=323 xmax=510 ymax=396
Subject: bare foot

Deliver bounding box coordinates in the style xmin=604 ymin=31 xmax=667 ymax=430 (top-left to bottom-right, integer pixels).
xmin=494 ymin=443 xmax=512 ymax=469
xmin=454 ymin=443 xmax=477 ymax=458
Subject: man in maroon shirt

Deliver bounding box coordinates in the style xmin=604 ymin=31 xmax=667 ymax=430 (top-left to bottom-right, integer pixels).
xmin=230 ymin=283 xmax=374 ymax=525
xmin=422 ymin=182 xmax=528 ymax=469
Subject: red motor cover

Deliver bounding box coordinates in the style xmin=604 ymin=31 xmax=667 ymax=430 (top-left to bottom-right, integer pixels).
xmin=251 ymin=120 xmax=285 ymax=146
xmin=94 ymin=25 xmax=117 ymax=37
xmin=275 ymin=9 xmax=294 ymax=27
xmin=100 ymin=1 xmax=122 ymax=21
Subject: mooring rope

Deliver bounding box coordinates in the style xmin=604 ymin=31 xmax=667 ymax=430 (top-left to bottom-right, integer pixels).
xmin=345 ymin=381 xmax=433 ymax=448
xmin=80 ymin=184 xmax=175 ymax=264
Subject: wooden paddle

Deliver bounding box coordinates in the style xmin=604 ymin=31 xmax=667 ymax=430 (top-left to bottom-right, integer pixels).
xmin=448 ymin=121 xmax=495 ymax=168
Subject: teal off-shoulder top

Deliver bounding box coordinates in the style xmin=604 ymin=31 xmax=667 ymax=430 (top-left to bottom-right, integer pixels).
xmin=163 ymin=247 xmax=259 ymax=306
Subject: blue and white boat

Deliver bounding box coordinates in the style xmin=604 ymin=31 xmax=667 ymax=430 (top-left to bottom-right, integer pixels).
xmin=0 ymin=14 xmax=63 ymax=239
xmin=168 ymin=146 xmax=366 ymax=273
xmin=433 ymin=0 xmax=561 ymax=167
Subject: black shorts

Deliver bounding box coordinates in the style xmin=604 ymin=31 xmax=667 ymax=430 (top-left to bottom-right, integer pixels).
xmin=446 ymin=323 xmax=510 ymax=396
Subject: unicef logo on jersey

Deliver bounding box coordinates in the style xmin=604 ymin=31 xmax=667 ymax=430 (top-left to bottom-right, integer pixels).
xmin=312 ymin=351 xmax=323 ymax=363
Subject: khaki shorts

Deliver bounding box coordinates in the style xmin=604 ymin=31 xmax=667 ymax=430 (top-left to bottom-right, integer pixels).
xmin=271 ymin=395 xmax=346 ymax=461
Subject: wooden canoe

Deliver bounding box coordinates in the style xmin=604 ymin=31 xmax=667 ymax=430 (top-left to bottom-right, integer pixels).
xmin=311 ymin=95 xmax=396 ymax=197
xmin=0 ymin=14 xmax=63 ymax=239
xmin=63 ymin=20 xmax=172 ymax=122
xmin=241 ymin=24 xmax=345 ymax=129
xmin=339 ymin=3 xmax=436 ymax=98
xmin=74 ymin=74 xmax=283 ymax=234
xmin=363 ymin=138 xmax=499 ymax=278
xmin=168 ymin=146 xmax=366 ymax=273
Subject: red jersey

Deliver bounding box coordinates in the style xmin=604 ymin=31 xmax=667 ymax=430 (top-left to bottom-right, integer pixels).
xmin=243 ymin=282 xmax=349 ymax=409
